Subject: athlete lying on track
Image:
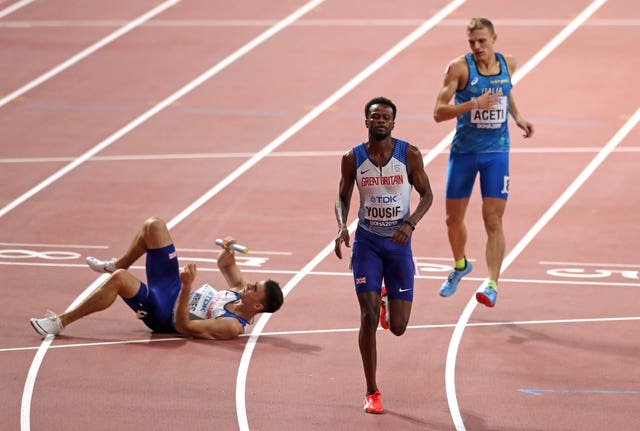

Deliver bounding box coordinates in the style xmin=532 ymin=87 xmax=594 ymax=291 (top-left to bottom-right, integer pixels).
xmin=30 ymin=216 xmax=283 ymax=340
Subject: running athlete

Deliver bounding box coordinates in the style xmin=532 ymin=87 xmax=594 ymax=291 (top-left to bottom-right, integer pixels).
xmin=433 ymin=17 xmax=534 ymax=307
xmin=334 ymin=97 xmax=433 ymax=414
xmin=30 ymin=217 xmax=283 ymax=340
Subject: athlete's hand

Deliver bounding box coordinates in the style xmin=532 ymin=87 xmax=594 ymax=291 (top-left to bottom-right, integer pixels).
xmin=334 ymin=226 xmax=350 ymax=259
xmin=391 ymin=222 xmax=412 ymax=245
xmin=516 ymin=119 xmax=534 ymax=138
xmin=477 ymin=92 xmax=500 ymax=109
xmin=180 ymin=263 xmax=197 ymax=289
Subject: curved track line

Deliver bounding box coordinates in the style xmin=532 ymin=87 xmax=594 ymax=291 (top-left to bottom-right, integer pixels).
xmin=444 ymin=1 xmax=612 ymax=429
xmin=0 ymin=0 xmax=181 ymax=109
xmin=19 ymin=2 xmax=327 ymax=430
xmin=232 ymin=1 xmax=468 ymax=429
xmin=1 ymin=0 xmax=325 ymax=220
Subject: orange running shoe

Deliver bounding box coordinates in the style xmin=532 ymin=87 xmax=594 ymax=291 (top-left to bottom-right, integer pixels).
xmin=363 ymin=391 xmax=383 ymax=414
xmin=379 ymin=286 xmax=389 ymax=330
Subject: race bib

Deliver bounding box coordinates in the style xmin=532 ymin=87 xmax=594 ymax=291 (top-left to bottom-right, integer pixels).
xmin=470 ymin=95 xmax=507 ymax=129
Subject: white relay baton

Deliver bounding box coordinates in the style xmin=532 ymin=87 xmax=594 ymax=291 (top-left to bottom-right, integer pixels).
xmin=215 ymin=238 xmax=249 ymax=254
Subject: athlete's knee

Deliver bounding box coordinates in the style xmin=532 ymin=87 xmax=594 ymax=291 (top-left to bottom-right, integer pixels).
xmin=142 ymin=217 xmax=170 ymax=244
xmin=483 ymin=213 xmax=503 ymax=234
xmin=389 ymin=321 xmax=408 ymax=336
xmin=144 ymin=216 xmax=167 ymax=234
xmin=360 ymin=306 xmax=380 ymax=329
xmin=109 ymin=269 xmax=138 ymax=294
xmin=445 ymin=213 xmax=465 ymax=229
xmin=109 ymin=269 xmax=128 ymax=284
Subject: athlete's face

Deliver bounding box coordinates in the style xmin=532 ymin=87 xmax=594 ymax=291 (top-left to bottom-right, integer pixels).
xmin=365 ymin=104 xmax=395 ymax=140
xmin=467 ymin=27 xmax=496 ymax=61
xmin=241 ymin=281 xmax=267 ymax=311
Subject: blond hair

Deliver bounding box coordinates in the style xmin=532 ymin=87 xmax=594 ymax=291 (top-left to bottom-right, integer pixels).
xmin=467 ymin=17 xmax=495 ymax=35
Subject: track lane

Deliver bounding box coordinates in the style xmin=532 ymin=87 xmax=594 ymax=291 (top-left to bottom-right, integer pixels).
xmin=3 ymin=2 xmax=638 ymax=431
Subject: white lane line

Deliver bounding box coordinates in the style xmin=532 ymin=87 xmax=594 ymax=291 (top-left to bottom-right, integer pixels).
xmin=0 ymin=242 xmax=108 ymax=248
xmin=0 ymin=0 xmax=34 ymax=19
xmin=2 ymin=260 xmax=639 ymax=287
xmin=0 ymin=0 xmax=326 ymax=222
xmin=540 ymin=261 xmax=640 ymax=268
xmin=3 ymin=18 xmax=640 ymax=28
xmin=445 ymin=1 xmax=621 ymax=429
xmin=232 ymin=1 xmax=468 ymax=430
xmin=19 ymin=2 xmax=327 ymax=430
xmin=2 ymin=146 xmax=640 ymax=164
xmin=6 ymin=315 xmax=640 ymax=354
xmin=0 ymin=0 xmax=181 ymax=109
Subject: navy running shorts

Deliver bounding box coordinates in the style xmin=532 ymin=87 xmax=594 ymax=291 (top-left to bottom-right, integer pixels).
xmin=122 ymin=244 xmax=181 ymax=333
xmin=351 ymin=226 xmax=414 ymax=302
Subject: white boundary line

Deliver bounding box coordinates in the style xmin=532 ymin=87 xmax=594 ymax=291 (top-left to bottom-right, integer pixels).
xmin=0 ymin=0 xmax=181 ymax=109
xmin=2 ymin=146 xmax=640 ymax=164
xmin=233 ymin=1 xmax=467 ymax=430
xmin=19 ymin=1 xmax=327 ymax=430
xmin=3 ymin=261 xmax=639 ymax=287
xmin=3 ymin=18 xmax=640 ymax=28
xmin=5 ymin=315 xmax=639 ymax=354
xmin=0 ymin=0 xmax=34 ymax=19
xmin=444 ymin=1 xmax=620 ymax=430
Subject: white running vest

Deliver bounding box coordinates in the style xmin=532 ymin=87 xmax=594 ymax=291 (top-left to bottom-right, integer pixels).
xmin=354 ymin=139 xmax=413 ymax=237
xmin=187 ymin=284 xmax=242 ymax=322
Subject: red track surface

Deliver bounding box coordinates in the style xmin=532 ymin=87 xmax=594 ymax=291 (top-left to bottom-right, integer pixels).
xmin=1 ymin=1 xmax=639 ymax=430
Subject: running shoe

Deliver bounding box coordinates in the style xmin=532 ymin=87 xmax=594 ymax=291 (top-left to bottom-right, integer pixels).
xmin=439 ymin=260 xmax=473 ymax=297
xmin=476 ymin=285 xmax=497 ymax=307
xmin=86 ymin=256 xmax=117 ymax=274
xmin=30 ymin=311 xmax=64 ymax=336
xmin=363 ymin=391 xmax=383 ymax=414
xmin=379 ymin=286 xmax=389 ymax=330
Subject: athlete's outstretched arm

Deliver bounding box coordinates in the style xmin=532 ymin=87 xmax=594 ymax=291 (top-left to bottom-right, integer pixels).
xmin=216 ymin=239 xmax=246 ymax=290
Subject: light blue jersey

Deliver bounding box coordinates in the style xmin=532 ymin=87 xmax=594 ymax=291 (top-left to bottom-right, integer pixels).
xmin=451 ymin=52 xmax=512 ymax=153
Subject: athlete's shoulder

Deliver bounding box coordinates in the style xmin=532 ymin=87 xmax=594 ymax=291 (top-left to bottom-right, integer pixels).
xmin=340 ymin=146 xmax=356 ymax=162
xmin=404 ymin=141 xmax=423 ymax=159
xmin=500 ymin=53 xmax=517 ymax=74
xmin=445 ymin=55 xmax=468 ymax=76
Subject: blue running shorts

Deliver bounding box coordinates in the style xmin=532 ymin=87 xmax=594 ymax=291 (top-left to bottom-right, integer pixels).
xmin=446 ymin=152 xmax=509 ymax=199
xmin=122 ymin=244 xmax=181 ymax=333
xmin=351 ymin=226 xmax=414 ymax=302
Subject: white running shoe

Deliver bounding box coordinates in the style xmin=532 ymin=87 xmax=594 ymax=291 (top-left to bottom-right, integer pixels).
xmin=30 ymin=312 xmax=64 ymax=336
xmin=86 ymin=256 xmax=117 ymax=273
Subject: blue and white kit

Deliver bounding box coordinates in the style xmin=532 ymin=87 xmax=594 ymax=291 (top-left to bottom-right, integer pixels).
xmin=350 ymin=139 xmax=415 ymax=301
xmin=122 ymin=244 xmax=248 ymax=333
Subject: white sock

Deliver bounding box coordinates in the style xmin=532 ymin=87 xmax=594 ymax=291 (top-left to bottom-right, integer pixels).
xmin=86 ymin=257 xmax=117 ymax=273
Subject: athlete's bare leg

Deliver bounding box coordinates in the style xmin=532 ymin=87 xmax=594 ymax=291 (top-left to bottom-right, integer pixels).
xmin=445 ymin=198 xmax=471 ymax=262
xmin=482 ymin=197 xmax=507 ymax=282
xmin=61 ymin=217 xmax=174 ymax=327
xmin=357 ymin=291 xmax=381 ymax=395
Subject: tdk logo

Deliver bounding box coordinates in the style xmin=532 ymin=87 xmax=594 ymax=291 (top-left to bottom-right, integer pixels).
xmin=370 ymin=195 xmax=398 ymax=203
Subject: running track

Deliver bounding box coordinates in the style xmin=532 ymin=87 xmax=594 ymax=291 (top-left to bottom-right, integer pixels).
xmin=1 ymin=1 xmax=639 ymax=430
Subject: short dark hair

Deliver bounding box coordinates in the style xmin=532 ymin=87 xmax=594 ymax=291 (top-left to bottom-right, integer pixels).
xmin=467 ymin=17 xmax=494 ymax=35
xmin=364 ymin=97 xmax=397 ymax=120
xmin=262 ymin=279 xmax=283 ymax=313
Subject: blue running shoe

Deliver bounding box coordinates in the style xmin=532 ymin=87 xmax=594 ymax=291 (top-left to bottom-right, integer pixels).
xmin=476 ymin=285 xmax=497 ymax=307
xmin=439 ymin=261 xmax=473 ymax=297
